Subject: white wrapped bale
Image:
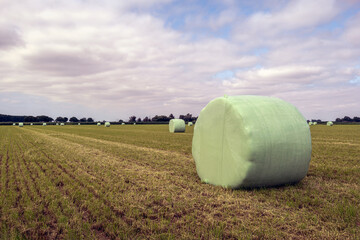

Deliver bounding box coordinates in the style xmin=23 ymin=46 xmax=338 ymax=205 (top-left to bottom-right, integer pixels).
xmin=97 ymin=123 xmax=101 ymax=126
xmin=43 ymin=123 xmax=46 ymax=126
xmin=169 ymin=119 xmax=185 ymax=133
xmin=313 ymin=122 xmax=317 ymax=125
xmin=308 ymin=122 xmax=313 ymax=126
xmin=78 ymin=123 xmax=81 ymax=125
xmin=121 ymin=123 xmax=125 ymax=125
xmin=30 ymin=123 xmax=33 ymax=126
xmin=327 ymin=121 xmax=333 ymax=126
xmin=192 ymin=95 xmax=312 ymax=188
xmin=105 ymin=122 xmax=110 ymax=127
xmin=19 ymin=122 xmax=23 ymax=127
xmin=60 ymin=123 xmax=64 ymax=126
xmin=133 ymin=123 xmax=136 ymax=125
xmin=188 ymin=122 xmax=193 ymax=126
xmin=13 ymin=123 xmax=15 ymax=126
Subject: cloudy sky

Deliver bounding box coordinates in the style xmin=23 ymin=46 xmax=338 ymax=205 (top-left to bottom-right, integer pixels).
xmin=0 ymin=0 xmax=359 ymax=121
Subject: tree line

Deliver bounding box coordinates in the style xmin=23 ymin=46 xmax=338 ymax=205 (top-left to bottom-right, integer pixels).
xmin=124 ymin=113 xmax=197 ymax=123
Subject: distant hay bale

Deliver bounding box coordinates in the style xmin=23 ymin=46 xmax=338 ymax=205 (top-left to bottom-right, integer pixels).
xmin=97 ymin=123 xmax=101 ymax=126
xmin=56 ymin=123 xmax=59 ymax=125
xmin=121 ymin=123 xmax=125 ymax=125
xmin=188 ymin=122 xmax=193 ymax=126
xmin=13 ymin=123 xmax=16 ymax=126
xmin=19 ymin=122 xmax=23 ymax=127
xmin=313 ymin=122 xmax=317 ymax=125
xmin=78 ymin=123 xmax=81 ymax=125
xmin=60 ymin=123 xmax=64 ymax=126
xmin=105 ymin=122 xmax=110 ymax=127
xmin=327 ymin=121 xmax=333 ymax=126
xmin=30 ymin=123 xmax=33 ymax=126
xmin=43 ymin=123 xmax=46 ymax=126
xmin=192 ymin=95 xmax=311 ymax=188
xmin=133 ymin=123 xmax=136 ymax=125
xmin=169 ymin=119 xmax=185 ymax=133
xmin=308 ymin=122 xmax=313 ymax=126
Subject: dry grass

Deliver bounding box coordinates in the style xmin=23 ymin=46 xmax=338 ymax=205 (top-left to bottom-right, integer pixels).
xmin=0 ymin=124 xmax=359 ymax=239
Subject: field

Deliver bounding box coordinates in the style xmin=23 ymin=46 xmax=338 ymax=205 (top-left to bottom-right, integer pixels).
xmin=0 ymin=124 xmax=359 ymax=239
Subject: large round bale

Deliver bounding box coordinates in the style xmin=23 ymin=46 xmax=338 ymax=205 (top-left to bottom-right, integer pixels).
xmin=327 ymin=121 xmax=333 ymax=126
xmin=308 ymin=122 xmax=312 ymax=126
xmin=169 ymin=119 xmax=185 ymax=133
xmin=43 ymin=123 xmax=46 ymax=126
xmin=30 ymin=123 xmax=33 ymax=126
xmin=313 ymin=122 xmax=317 ymax=125
xmin=121 ymin=123 xmax=125 ymax=125
xmin=19 ymin=122 xmax=23 ymax=127
xmin=188 ymin=122 xmax=193 ymax=126
xmin=97 ymin=123 xmax=101 ymax=126
xmin=192 ymin=95 xmax=312 ymax=188
xmin=78 ymin=123 xmax=81 ymax=125
xmin=105 ymin=122 xmax=110 ymax=127
xmin=13 ymin=123 xmax=16 ymax=126
xmin=60 ymin=123 xmax=64 ymax=126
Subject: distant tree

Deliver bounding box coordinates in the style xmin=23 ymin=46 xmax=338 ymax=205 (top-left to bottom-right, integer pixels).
xmin=24 ymin=116 xmax=37 ymax=122
xmin=63 ymin=117 xmax=68 ymax=122
xmin=169 ymin=113 xmax=175 ymax=119
xmin=335 ymin=118 xmax=342 ymax=122
xmin=137 ymin=118 xmax=142 ymax=122
xmin=354 ymin=116 xmax=360 ymax=122
xmin=152 ymin=115 xmax=170 ymax=122
xmin=87 ymin=118 xmax=94 ymax=122
xmin=343 ymin=116 xmax=352 ymax=122
xmin=118 ymin=119 xmax=124 ymax=123
xmin=56 ymin=117 xmax=64 ymax=122
xmin=80 ymin=118 xmax=87 ymax=122
xmin=37 ymin=115 xmax=53 ymax=122
xmin=129 ymin=116 xmax=136 ymax=122
xmin=143 ymin=116 xmax=150 ymax=122
xmin=69 ymin=117 xmax=79 ymax=122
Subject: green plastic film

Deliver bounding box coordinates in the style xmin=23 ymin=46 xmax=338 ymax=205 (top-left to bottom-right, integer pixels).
xmin=192 ymin=95 xmax=312 ymax=188
xmin=30 ymin=123 xmax=33 ymax=126
xmin=327 ymin=121 xmax=333 ymax=126
xmin=97 ymin=123 xmax=101 ymax=126
xmin=313 ymin=122 xmax=317 ymax=125
xmin=188 ymin=122 xmax=193 ymax=126
xmin=13 ymin=123 xmax=15 ymax=125
xmin=308 ymin=122 xmax=313 ymax=125
xmin=169 ymin=119 xmax=185 ymax=133
xmin=60 ymin=123 xmax=64 ymax=126
xmin=43 ymin=123 xmax=46 ymax=126
xmin=19 ymin=122 xmax=23 ymax=127
xmin=122 ymin=123 xmax=125 ymax=125
xmin=105 ymin=122 xmax=110 ymax=127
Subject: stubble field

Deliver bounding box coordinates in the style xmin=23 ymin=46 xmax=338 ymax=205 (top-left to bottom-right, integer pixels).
xmin=0 ymin=124 xmax=359 ymax=239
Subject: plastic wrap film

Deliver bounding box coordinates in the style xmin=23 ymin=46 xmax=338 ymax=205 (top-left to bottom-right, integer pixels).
xmin=19 ymin=122 xmax=23 ymax=127
xmin=97 ymin=123 xmax=101 ymax=126
xmin=192 ymin=95 xmax=312 ymax=188
xmin=188 ymin=122 xmax=193 ymax=126
xmin=169 ymin=119 xmax=185 ymax=133
xmin=43 ymin=123 xmax=46 ymax=126
xmin=105 ymin=122 xmax=110 ymax=127
xmin=327 ymin=121 xmax=333 ymax=126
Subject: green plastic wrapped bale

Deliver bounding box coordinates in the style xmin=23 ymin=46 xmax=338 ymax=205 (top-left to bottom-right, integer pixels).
xmin=43 ymin=123 xmax=46 ymax=126
xmin=105 ymin=122 xmax=110 ymax=127
xmin=78 ymin=123 xmax=81 ymax=125
xmin=122 ymin=123 xmax=125 ymax=125
xmin=97 ymin=123 xmax=101 ymax=126
xmin=169 ymin=119 xmax=185 ymax=133
xmin=327 ymin=121 xmax=333 ymax=126
xmin=313 ymin=122 xmax=317 ymax=125
xmin=192 ymin=95 xmax=312 ymax=188
xmin=188 ymin=122 xmax=193 ymax=126
xmin=19 ymin=122 xmax=23 ymax=127
xmin=13 ymin=123 xmax=15 ymax=126
xmin=308 ymin=122 xmax=312 ymax=126
xmin=60 ymin=123 xmax=64 ymax=126
xmin=56 ymin=123 xmax=59 ymax=125
xmin=133 ymin=123 xmax=136 ymax=125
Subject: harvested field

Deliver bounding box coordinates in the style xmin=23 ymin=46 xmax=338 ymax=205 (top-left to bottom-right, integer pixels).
xmin=0 ymin=125 xmax=359 ymax=239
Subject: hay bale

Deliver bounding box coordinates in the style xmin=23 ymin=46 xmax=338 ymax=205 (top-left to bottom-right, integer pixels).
xmin=97 ymin=123 xmax=101 ymax=126
xmin=133 ymin=123 xmax=136 ymax=125
xmin=326 ymin=121 xmax=333 ymax=126
xmin=43 ymin=123 xmax=46 ymax=126
xmin=105 ymin=122 xmax=110 ymax=127
xmin=78 ymin=123 xmax=81 ymax=125
xmin=192 ymin=95 xmax=311 ymax=188
xmin=13 ymin=123 xmax=16 ymax=126
xmin=313 ymin=122 xmax=317 ymax=125
xmin=308 ymin=122 xmax=313 ymax=126
xmin=60 ymin=123 xmax=64 ymax=126
xmin=30 ymin=123 xmax=33 ymax=126
xmin=188 ymin=122 xmax=193 ymax=126
xmin=121 ymin=123 xmax=125 ymax=125
xmin=19 ymin=122 xmax=23 ymax=127
xmin=169 ymin=119 xmax=185 ymax=133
